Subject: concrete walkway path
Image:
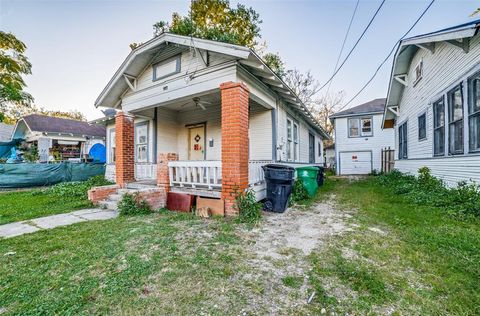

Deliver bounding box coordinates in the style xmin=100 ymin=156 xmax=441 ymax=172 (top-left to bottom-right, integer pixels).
xmin=0 ymin=209 xmax=118 ymax=239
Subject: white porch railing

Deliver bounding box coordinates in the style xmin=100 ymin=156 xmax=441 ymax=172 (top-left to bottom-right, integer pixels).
xmin=248 ymin=160 xmax=273 ymax=186
xmin=169 ymin=160 xmax=222 ymax=190
xmin=135 ymin=163 xmax=157 ymax=180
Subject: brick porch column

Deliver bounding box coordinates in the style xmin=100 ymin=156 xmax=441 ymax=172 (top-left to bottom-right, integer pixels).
xmin=157 ymin=152 xmax=179 ymax=191
xmin=115 ymin=111 xmax=135 ymax=187
xmin=220 ymin=82 xmax=250 ymax=216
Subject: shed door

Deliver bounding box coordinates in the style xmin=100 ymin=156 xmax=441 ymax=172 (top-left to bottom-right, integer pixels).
xmin=339 ymin=151 xmax=372 ymax=175
xmin=188 ymin=125 xmax=205 ymax=160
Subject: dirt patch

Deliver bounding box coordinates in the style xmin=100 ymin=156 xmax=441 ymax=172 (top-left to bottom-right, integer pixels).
xmin=234 ymin=195 xmax=355 ymax=314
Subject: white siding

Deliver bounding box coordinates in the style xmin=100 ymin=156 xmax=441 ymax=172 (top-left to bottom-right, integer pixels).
xmin=394 ymin=34 xmax=480 ymax=184
xmin=335 ymin=113 xmax=395 ymax=174
xmin=249 ymin=103 xmax=272 ymax=160
xmin=275 ymin=101 xmax=324 ymax=163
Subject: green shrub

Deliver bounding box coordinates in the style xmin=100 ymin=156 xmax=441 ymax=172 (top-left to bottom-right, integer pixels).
xmin=376 ymin=168 xmax=480 ymax=219
xmin=235 ymin=189 xmax=262 ymax=224
xmin=117 ymin=193 xmax=151 ymax=216
xmin=37 ymin=175 xmax=113 ymax=199
xmin=290 ymin=179 xmax=309 ymax=203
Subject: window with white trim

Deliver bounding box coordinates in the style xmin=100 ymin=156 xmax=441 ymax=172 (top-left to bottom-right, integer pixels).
xmin=433 ymin=98 xmax=445 ymax=156
xmin=348 ymin=117 xmax=372 ymax=137
xmin=413 ymin=60 xmax=423 ymax=86
xmin=398 ymin=121 xmax=408 ymax=159
xmin=153 ymin=55 xmax=181 ymax=81
xmin=468 ymin=73 xmax=480 ymax=152
xmin=286 ymin=117 xmax=299 ymax=161
xmin=447 ymin=84 xmax=464 ymax=155
xmin=135 ymin=123 xmax=148 ymax=163
xmin=418 ymin=112 xmax=426 ymax=141
xmin=109 ymin=129 xmax=116 ymax=163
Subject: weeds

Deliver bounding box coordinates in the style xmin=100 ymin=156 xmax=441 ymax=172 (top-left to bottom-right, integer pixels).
xmin=235 ymin=189 xmax=262 ymax=224
xmin=36 ymin=175 xmax=113 ymax=199
xmin=290 ymin=179 xmax=309 ymax=203
xmin=377 ymin=167 xmax=480 ymax=218
xmin=117 ymin=193 xmax=151 ymax=216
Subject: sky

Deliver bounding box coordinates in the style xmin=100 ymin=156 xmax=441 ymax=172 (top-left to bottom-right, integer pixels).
xmin=1 ymin=0 xmax=479 ymax=120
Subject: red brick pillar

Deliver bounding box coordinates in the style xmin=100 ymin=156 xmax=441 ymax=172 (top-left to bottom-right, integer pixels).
xmin=115 ymin=111 xmax=135 ymax=187
xmin=157 ymin=152 xmax=179 ymax=191
xmin=220 ymin=82 xmax=250 ymax=216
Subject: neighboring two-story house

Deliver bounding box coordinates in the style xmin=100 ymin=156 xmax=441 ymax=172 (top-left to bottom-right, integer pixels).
xmin=383 ymin=19 xmax=480 ymax=186
xmin=330 ymin=98 xmax=394 ymax=175
xmin=94 ymin=32 xmax=329 ymax=214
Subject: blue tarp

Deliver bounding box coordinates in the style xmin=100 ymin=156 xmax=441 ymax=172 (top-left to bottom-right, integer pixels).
xmin=88 ymin=143 xmax=106 ymax=163
xmin=0 ymin=162 xmax=105 ymax=188
xmin=0 ymin=139 xmax=22 ymax=159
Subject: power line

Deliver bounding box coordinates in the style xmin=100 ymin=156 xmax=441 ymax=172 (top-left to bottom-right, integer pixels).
xmin=338 ymin=0 xmax=436 ymax=111
xmin=324 ymin=0 xmax=360 ymax=97
xmin=318 ymin=0 xmax=386 ymax=92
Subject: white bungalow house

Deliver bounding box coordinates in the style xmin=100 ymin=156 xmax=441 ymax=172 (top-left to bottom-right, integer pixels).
xmin=94 ymin=32 xmax=329 ymax=214
xmin=330 ymin=98 xmax=394 ymax=175
xmin=383 ymin=19 xmax=480 ymax=186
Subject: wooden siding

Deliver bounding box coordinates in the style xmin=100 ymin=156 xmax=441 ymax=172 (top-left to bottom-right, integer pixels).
xmin=335 ymin=113 xmax=395 ymax=173
xmin=249 ymin=103 xmax=273 ymax=160
xmin=394 ymin=34 xmax=480 ymax=183
xmin=276 ymin=101 xmax=324 ymax=163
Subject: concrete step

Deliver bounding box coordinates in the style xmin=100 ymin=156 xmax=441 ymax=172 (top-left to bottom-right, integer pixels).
xmin=108 ymin=194 xmax=122 ymax=201
xmin=125 ymin=182 xmax=157 ymax=190
xmin=98 ymin=200 xmax=118 ymax=210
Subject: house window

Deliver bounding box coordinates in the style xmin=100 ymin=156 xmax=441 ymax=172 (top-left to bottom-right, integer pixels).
xmin=109 ymin=129 xmax=116 ymax=163
xmin=398 ymin=121 xmax=408 ymax=159
xmin=135 ymin=123 xmax=148 ymax=163
xmin=418 ymin=113 xmax=426 ymax=141
xmin=433 ymin=98 xmax=445 ymax=156
xmin=153 ymin=55 xmax=181 ymax=81
xmin=413 ymin=60 xmax=423 ymax=86
xmin=286 ymin=117 xmax=299 ymax=161
xmin=468 ymin=73 xmax=480 ymax=152
xmin=447 ymin=84 xmax=464 ymax=155
xmin=348 ymin=117 xmax=372 ymax=137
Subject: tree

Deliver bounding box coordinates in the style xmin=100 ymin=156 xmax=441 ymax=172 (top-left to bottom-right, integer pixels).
xmin=1 ymin=103 xmax=86 ymax=123
xmin=0 ymin=31 xmax=34 ymax=121
xmin=283 ymin=69 xmax=319 ymax=107
xmin=154 ymin=0 xmax=262 ymax=48
xmin=471 ymin=8 xmax=480 ymax=16
xmin=262 ymin=52 xmax=285 ymax=78
xmin=311 ymin=91 xmax=345 ymax=139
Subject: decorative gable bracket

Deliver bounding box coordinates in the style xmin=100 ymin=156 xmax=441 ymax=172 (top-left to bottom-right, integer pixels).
xmin=394 ymin=74 xmax=408 ymax=87
xmin=415 ymin=43 xmax=435 ymax=54
xmin=388 ymin=106 xmax=399 ymax=116
xmin=445 ymin=38 xmax=470 ymax=53
xmin=123 ymin=74 xmax=137 ymax=92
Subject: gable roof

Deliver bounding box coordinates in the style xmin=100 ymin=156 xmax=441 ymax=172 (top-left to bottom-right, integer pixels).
xmin=95 ymin=32 xmax=329 ymax=139
xmin=0 ymin=123 xmax=13 ymax=142
xmin=19 ymin=114 xmax=106 ymax=138
xmin=330 ymin=98 xmax=386 ymax=119
xmin=384 ymin=19 xmax=480 ymax=124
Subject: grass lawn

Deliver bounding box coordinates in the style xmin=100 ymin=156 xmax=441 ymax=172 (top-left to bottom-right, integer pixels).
xmin=0 ymin=189 xmax=92 ymax=225
xmin=0 ymin=176 xmax=479 ymax=315
xmin=307 ymin=177 xmax=480 ymax=315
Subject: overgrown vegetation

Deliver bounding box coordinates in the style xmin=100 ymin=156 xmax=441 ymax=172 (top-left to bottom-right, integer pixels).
xmin=235 ymin=189 xmax=262 ymax=224
xmin=0 ymin=176 xmax=113 ymax=224
xmin=38 ymin=175 xmax=113 ymax=199
xmin=290 ymin=179 xmax=310 ymax=203
xmin=117 ymin=193 xmax=152 ymax=216
xmin=376 ymin=167 xmax=480 ymax=218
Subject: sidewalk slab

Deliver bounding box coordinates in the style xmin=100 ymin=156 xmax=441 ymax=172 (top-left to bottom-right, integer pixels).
xmin=31 ymin=213 xmax=86 ymax=229
xmin=76 ymin=210 xmax=118 ymax=220
xmin=0 ymin=222 xmax=39 ymax=238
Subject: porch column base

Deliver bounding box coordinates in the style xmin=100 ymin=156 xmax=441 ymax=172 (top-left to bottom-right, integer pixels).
xmin=115 ymin=111 xmax=135 ymax=187
xmin=157 ymin=152 xmax=179 ymax=192
xmin=220 ymin=81 xmax=250 ymax=216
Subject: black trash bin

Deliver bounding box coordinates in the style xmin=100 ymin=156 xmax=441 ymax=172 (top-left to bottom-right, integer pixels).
xmin=262 ymin=164 xmax=295 ymax=213
xmin=315 ymin=166 xmax=325 ymax=186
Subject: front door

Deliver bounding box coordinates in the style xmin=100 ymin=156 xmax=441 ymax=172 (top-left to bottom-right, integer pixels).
xmin=309 ymin=133 xmax=315 ymax=163
xmin=188 ymin=124 xmax=205 ymax=160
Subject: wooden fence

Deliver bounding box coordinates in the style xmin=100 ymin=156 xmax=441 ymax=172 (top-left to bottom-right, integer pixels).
xmin=381 ymin=147 xmax=395 ymax=173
